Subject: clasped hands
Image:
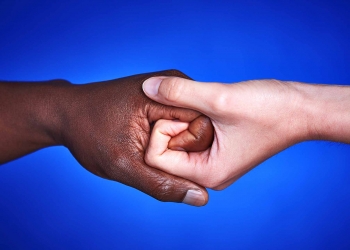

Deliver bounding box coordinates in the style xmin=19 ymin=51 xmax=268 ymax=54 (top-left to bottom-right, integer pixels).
xmin=1 ymin=69 xmax=320 ymax=207
xmin=64 ymin=70 xmax=314 ymax=207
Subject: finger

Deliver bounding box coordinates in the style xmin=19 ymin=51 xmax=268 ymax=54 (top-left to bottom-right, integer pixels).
xmin=143 ymin=76 xmax=227 ymax=115
xmin=147 ymin=106 xmax=214 ymax=153
xmin=168 ymin=115 xmax=214 ymax=152
xmin=145 ymin=119 xmax=202 ymax=185
xmin=139 ymin=164 xmax=209 ymax=207
xmin=117 ymin=157 xmax=209 ymax=206
xmin=147 ymin=119 xmax=189 ymax=155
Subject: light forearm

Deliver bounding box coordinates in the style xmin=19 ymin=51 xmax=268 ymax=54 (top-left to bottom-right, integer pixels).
xmin=295 ymin=82 xmax=350 ymax=144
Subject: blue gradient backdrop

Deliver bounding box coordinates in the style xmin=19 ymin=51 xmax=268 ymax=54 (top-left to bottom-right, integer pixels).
xmin=1 ymin=0 xmax=350 ymax=249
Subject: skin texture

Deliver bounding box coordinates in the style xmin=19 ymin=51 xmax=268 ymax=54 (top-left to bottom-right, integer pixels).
xmin=0 ymin=70 xmax=214 ymax=206
xmin=143 ymin=77 xmax=350 ymax=190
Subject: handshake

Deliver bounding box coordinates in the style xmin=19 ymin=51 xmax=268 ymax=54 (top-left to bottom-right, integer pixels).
xmin=1 ymin=70 xmax=349 ymax=206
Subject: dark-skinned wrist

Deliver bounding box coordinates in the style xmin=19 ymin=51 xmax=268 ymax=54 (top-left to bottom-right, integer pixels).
xmin=36 ymin=79 xmax=75 ymax=147
xmin=0 ymin=79 xmax=73 ymax=163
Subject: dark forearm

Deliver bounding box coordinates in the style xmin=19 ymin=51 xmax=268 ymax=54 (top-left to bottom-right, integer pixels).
xmin=0 ymin=79 xmax=72 ymax=164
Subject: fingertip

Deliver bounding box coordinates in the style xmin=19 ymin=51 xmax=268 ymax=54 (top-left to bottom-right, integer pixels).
xmin=142 ymin=77 xmax=164 ymax=97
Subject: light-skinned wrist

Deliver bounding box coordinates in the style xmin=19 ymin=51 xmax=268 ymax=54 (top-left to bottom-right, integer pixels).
xmin=294 ymin=82 xmax=350 ymax=144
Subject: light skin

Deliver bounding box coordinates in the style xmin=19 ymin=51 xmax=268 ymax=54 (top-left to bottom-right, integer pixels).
xmin=0 ymin=70 xmax=214 ymax=206
xmin=143 ymin=77 xmax=350 ymax=192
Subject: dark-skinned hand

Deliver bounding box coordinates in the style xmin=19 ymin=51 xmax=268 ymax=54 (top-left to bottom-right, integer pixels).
xmin=0 ymin=70 xmax=214 ymax=206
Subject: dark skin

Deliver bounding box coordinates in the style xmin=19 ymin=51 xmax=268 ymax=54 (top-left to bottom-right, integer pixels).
xmin=0 ymin=70 xmax=214 ymax=206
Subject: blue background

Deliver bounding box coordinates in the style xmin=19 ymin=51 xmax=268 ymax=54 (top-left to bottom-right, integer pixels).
xmin=1 ymin=0 xmax=350 ymax=249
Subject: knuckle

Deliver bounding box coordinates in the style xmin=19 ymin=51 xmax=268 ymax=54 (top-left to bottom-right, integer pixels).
xmin=194 ymin=116 xmax=214 ymax=147
xmin=205 ymin=179 xmax=222 ymax=189
xmin=149 ymin=177 xmax=173 ymax=202
xmin=144 ymin=151 xmax=152 ymax=165
xmin=155 ymin=119 xmax=168 ymax=128
xmin=144 ymin=149 xmax=159 ymax=166
xmin=160 ymin=77 xmax=185 ymax=103
xmin=208 ymin=87 xmax=231 ymax=114
xmin=168 ymin=69 xmax=185 ymax=77
xmin=202 ymin=171 xmax=228 ymax=189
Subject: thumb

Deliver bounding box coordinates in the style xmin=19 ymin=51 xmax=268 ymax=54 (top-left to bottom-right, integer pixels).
xmin=142 ymin=76 xmax=223 ymax=114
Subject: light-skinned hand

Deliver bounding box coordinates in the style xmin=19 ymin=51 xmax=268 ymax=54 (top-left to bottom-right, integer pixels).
xmin=143 ymin=77 xmax=350 ymax=190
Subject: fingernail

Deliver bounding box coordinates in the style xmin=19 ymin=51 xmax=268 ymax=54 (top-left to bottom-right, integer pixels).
xmin=142 ymin=77 xmax=162 ymax=97
xmin=171 ymin=147 xmax=185 ymax=151
xmin=183 ymin=190 xmax=206 ymax=206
